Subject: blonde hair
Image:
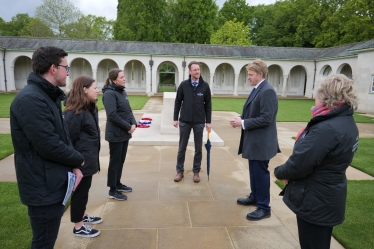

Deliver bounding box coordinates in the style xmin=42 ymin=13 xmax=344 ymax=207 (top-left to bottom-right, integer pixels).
xmin=247 ymin=59 xmax=268 ymax=78
xmin=316 ymin=74 xmax=358 ymax=110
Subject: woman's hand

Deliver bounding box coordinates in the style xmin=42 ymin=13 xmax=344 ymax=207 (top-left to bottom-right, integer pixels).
xmin=72 ymin=168 xmax=83 ymax=191
xmin=282 ymin=179 xmax=289 ymax=185
xmin=128 ymin=124 xmax=136 ymax=134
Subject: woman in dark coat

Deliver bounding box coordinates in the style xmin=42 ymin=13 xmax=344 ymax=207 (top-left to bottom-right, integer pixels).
xmin=102 ymin=68 xmax=137 ymax=201
xmin=274 ymin=74 xmax=359 ymax=249
xmin=64 ymin=76 xmax=101 ymax=238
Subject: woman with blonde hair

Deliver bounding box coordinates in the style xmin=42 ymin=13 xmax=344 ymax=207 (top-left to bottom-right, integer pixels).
xmin=64 ymin=75 xmax=101 ymax=238
xmin=274 ymin=74 xmax=359 ymax=249
xmin=102 ymin=68 xmax=136 ymax=201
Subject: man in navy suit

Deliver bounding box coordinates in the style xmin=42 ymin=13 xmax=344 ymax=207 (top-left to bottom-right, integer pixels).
xmin=229 ymin=59 xmax=280 ymax=221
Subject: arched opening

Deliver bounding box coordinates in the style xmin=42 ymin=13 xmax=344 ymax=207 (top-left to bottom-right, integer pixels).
xmin=213 ymin=63 xmax=234 ymax=94
xmin=124 ymin=60 xmax=146 ymax=92
xmin=238 ymin=65 xmax=250 ymax=93
xmin=14 ymin=56 xmax=32 ymax=90
xmin=339 ymin=64 xmax=352 ymax=79
xmin=69 ymin=58 xmax=92 ymax=88
xmin=157 ymin=61 xmax=178 ymax=92
xmin=322 ymin=65 xmax=332 ymax=76
xmin=288 ymin=66 xmax=307 ymax=96
xmin=267 ymin=65 xmax=283 ymax=94
xmin=97 ymin=59 xmax=119 ymax=90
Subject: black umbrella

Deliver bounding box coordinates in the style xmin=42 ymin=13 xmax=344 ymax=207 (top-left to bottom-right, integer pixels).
xmin=204 ymin=130 xmax=212 ymax=181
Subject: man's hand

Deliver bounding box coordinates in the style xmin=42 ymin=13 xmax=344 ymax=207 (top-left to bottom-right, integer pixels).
xmin=72 ymin=168 xmax=83 ymax=191
xmin=173 ymin=120 xmax=179 ymax=128
xmin=282 ymin=179 xmax=289 ymax=185
xmin=206 ymin=123 xmax=212 ymax=132
xmin=128 ymin=124 xmax=136 ymax=134
xmin=229 ymin=117 xmax=242 ymax=128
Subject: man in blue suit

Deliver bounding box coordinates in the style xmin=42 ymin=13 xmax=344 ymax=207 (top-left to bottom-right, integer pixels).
xmin=229 ymin=59 xmax=280 ymax=221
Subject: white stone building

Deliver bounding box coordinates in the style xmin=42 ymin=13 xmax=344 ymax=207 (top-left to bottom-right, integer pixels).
xmin=0 ymin=36 xmax=373 ymax=112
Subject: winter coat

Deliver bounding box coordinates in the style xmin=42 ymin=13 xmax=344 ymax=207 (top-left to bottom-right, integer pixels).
xmin=274 ymin=104 xmax=359 ymax=226
xmin=10 ymin=72 xmax=84 ymax=206
xmin=173 ymin=76 xmax=212 ymax=124
xmin=64 ymin=103 xmax=100 ymax=177
xmin=102 ymin=84 xmax=137 ymax=142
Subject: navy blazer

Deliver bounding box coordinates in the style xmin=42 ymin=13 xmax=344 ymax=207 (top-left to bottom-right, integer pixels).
xmin=238 ymin=80 xmax=280 ymax=160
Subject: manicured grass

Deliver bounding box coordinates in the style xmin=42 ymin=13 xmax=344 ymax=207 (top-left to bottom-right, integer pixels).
xmin=275 ymin=180 xmax=374 ymax=249
xmin=0 ymin=93 xmax=15 ymax=118
xmin=212 ymin=98 xmax=374 ymax=123
xmin=96 ymin=95 xmax=149 ymax=111
xmin=0 ymin=134 xmax=13 ymax=160
xmin=0 ymin=182 xmax=31 ymax=249
xmin=351 ymin=138 xmax=374 ymax=176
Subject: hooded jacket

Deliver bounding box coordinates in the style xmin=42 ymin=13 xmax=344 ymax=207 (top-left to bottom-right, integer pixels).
xmin=64 ymin=103 xmax=100 ymax=177
xmin=10 ymin=72 xmax=84 ymax=206
xmin=274 ymin=104 xmax=359 ymax=226
xmin=102 ymin=83 xmax=137 ymax=142
xmin=173 ymin=75 xmax=212 ymax=124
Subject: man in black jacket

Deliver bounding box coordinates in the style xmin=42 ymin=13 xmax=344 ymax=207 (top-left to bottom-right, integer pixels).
xmin=10 ymin=46 xmax=85 ymax=249
xmin=173 ymin=61 xmax=212 ymax=183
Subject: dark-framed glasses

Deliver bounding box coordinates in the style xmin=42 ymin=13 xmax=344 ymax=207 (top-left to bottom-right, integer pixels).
xmin=58 ymin=65 xmax=70 ymax=73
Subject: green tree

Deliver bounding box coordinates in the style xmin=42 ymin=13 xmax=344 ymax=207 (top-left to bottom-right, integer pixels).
xmin=171 ymin=0 xmax=219 ymax=44
xmin=19 ymin=18 xmax=54 ymax=37
xmin=210 ymin=19 xmax=252 ymax=46
xmin=63 ymin=15 xmax=113 ymax=40
xmin=313 ymin=0 xmax=374 ymax=47
xmin=35 ymin=0 xmax=82 ymax=36
xmin=114 ymin=0 xmax=166 ymax=41
xmin=0 ymin=14 xmax=32 ymax=36
xmin=217 ymin=0 xmax=253 ymax=26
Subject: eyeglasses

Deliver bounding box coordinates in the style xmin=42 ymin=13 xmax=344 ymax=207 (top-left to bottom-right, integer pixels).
xmin=58 ymin=64 xmax=70 ymax=73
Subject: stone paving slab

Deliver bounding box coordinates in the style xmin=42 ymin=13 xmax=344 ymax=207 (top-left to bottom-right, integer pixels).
xmin=2 ymin=96 xmax=374 ymax=249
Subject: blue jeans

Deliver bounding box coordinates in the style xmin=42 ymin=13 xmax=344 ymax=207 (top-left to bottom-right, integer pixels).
xmin=28 ymin=202 xmax=65 ymax=249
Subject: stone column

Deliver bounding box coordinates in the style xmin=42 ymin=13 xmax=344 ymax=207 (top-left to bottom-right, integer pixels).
xmin=210 ymin=73 xmax=214 ymax=96
xmin=281 ymin=75 xmax=288 ymax=97
xmin=233 ymin=74 xmax=239 ymax=96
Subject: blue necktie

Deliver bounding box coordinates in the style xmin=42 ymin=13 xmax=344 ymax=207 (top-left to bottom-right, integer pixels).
xmin=192 ymin=81 xmax=198 ymax=90
xmin=249 ymin=87 xmax=256 ymax=98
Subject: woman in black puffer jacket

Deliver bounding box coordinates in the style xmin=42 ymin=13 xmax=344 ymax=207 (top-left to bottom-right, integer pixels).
xmin=274 ymin=74 xmax=359 ymax=249
xmin=102 ymin=68 xmax=137 ymax=201
xmin=64 ymin=76 xmax=101 ymax=238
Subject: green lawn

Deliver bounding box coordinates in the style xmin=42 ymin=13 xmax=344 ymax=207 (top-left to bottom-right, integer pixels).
xmin=351 ymin=138 xmax=374 ymax=176
xmin=0 ymin=134 xmax=13 ymax=160
xmin=0 ymin=182 xmax=31 ymax=249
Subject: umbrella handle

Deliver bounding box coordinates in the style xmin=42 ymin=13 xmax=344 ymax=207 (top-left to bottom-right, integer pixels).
xmin=208 ymin=130 xmax=210 ymax=139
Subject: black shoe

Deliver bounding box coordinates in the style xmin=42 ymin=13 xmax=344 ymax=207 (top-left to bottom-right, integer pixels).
xmin=82 ymin=214 xmax=102 ymax=224
xmin=109 ymin=190 xmax=127 ymax=201
xmin=117 ymin=184 xmax=132 ymax=192
xmin=246 ymin=208 xmax=271 ymax=221
xmin=73 ymin=224 xmax=100 ymax=238
xmin=237 ymin=196 xmax=257 ymax=206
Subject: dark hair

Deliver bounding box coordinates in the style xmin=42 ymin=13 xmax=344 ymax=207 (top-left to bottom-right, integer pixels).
xmin=104 ymin=68 xmax=123 ymax=87
xmin=64 ymin=76 xmax=96 ymax=114
xmin=32 ymin=46 xmax=68 ymax=75
xmin=188 ymin=61 xmax=200 ymax=70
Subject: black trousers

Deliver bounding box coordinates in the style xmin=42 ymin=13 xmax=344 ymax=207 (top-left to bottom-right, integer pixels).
xmin=28 ymin=202 xmax=65 ymax=249
xmin=176 ymin=122 xmax=204 ymax=173
xmin=107 ymin=140 xmax=129 ymax=188
xmin=248 ymin=160 xmax=270 ymax=212
xmin=70 ymin=175 xmax=92 ymax=223
xmin=297 ymin=216 xmax=333 ymax=249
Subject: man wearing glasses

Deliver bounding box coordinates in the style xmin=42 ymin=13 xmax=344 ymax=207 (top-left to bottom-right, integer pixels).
xmin=10 ymin=46 xmax=84 ymax=248
xmin=173 ymin=61 xmax=212 ymax=183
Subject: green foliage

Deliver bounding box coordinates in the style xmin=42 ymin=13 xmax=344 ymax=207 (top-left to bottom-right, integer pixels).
xmin=63 ymin=15 xmax=113 ymax=40
xmin=0 ymin=14 xmax=32 ymax=36
xmin=217 ymin=0 xmax=253 ymax=26
xmin=114 ymin=0 xmax=166 ymax=42
xmin=351 ymin=138 xmax=374 ymax=176
xmin=0 ymin=134 xmax=14 ymax=160
xmin=210 ymin=19 xmax=252 ymax=46
xmin=170 ymin=0 xmax=219 ymax=44
xmin=0 ymin=182 xmax=32 ymax=249
xmin=18 ymin=18 xmax=54 ymax=37
xmin=333 ymin=180 xmax=374 ymax=249
xmin=35 ymin=0 xmax=82 ymax=36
